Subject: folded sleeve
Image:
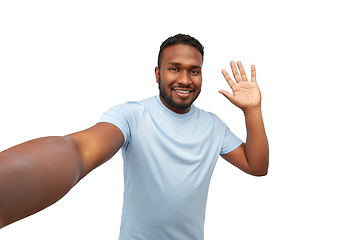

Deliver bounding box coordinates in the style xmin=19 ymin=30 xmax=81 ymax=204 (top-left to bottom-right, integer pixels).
xmin=220 ymin=125 xmax=243 ymax=155
xmin=98 ymin=101 xmax=144 ymax=147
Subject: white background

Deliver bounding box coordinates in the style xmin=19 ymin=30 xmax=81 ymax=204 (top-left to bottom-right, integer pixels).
xmin=1 ymin=0 xmax=359 ymax=239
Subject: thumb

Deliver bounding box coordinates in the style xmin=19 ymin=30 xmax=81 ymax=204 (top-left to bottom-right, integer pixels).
xmin=218 ymin=90 xmax=234 ymax=102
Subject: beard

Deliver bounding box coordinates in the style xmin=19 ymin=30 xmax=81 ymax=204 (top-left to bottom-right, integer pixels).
xmin=158 ymin=75 xmax=200 ymax=112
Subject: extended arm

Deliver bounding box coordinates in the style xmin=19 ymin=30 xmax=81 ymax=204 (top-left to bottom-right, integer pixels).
xmin=0 ymin=122 xmax=123 ymax=228
xmin=219 ymin=61 xmax=269 ymax=176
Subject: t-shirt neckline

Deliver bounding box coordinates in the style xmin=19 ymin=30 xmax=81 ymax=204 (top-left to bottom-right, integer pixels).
xmin=155 ymin=95 xmax=195 ymax=119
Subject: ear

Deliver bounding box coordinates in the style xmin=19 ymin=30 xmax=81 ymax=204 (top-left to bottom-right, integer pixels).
xmin=155 ymin=67 xmax=160 ymax=83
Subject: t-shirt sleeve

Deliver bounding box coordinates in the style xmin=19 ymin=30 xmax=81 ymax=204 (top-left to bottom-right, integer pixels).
xmin=220 ymin=125 xmax=243 ymax=155
xmin=97 ymin=101 xmax=143 ymax=146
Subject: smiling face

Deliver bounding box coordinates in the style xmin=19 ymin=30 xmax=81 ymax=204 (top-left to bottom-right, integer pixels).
xmin=155 ymin=44 xmax=203 ymax=114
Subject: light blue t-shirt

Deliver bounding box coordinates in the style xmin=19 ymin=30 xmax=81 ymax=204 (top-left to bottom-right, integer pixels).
xmin=98 ymin=95 xmax=243 ymax=240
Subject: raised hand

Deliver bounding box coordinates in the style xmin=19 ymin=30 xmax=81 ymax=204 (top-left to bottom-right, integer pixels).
xmin=219 ymin=61 xmax=262 ymax=112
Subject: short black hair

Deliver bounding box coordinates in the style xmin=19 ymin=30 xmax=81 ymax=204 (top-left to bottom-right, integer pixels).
xmin=157 ymin=33 xmax=204 ymax=68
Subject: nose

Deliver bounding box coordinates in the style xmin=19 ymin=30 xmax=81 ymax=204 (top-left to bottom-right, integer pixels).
xmin=177 ymin=71 xmax=192 ymax=86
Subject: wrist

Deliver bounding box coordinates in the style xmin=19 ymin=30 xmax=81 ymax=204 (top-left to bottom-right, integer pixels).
xmin=242 ymin=105 xmax=262 ymax=116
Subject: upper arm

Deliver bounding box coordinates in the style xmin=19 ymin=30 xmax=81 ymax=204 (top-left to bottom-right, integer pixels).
xmin=221 ymin=143 xmax=268 ymax=176
xmin=66 ymin=122 xmax=124 ymax=177
xmin=221 ymin=143 xmax=250 ymax=173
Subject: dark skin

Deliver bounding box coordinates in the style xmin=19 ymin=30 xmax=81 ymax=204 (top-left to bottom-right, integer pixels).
xmin=0 ymin=44 xmax=268 ymax=228
xmin=0 ymin=123 xmax=123 ymax=227
xmin=155 ymin=44 xmax=202 ymax=113
xmin=219 ymin=61 xmax=269 ymax=176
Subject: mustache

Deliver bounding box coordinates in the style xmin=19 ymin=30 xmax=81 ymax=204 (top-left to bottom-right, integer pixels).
xmin=172 ymin=85 xmax=196 ymax=91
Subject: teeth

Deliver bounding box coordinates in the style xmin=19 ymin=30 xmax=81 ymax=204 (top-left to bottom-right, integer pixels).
xmin=175 ymin=90 xmax=190 ymax=94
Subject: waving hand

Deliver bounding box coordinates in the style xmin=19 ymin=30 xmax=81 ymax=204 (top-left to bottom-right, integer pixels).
xmin=219 ymin=61 xmax=261 ymax=112
xmin=219 ymin=61 xmax=269 ymax=176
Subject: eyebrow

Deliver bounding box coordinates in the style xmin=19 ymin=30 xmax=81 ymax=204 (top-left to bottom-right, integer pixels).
xmin=167 ymin=62 xmax=201 ymax=69
xmin=167 ymin=62 xmax=181 ymax=66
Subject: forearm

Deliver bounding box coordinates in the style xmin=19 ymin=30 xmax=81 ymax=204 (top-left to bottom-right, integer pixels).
xmin=0 ymin=136 xmax=84 ymax=228
xmin=243 ymin=107 xmax=269 ymax=175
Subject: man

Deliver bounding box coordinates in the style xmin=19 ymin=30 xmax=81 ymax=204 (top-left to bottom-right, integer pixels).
xmin=0 ymin=34 xmax=269 ymax=239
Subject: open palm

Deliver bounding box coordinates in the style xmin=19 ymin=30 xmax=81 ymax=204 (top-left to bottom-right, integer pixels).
xmin=219 ymin=61 xmax=261 ymax=111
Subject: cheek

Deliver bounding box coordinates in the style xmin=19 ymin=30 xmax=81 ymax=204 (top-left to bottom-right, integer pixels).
xmin=166 ymin=75 xmax=178 ymax=84
xmin=194 ymin=78 xmax=202 ymax=89
xmin=160 ymin=72 xmax=176 ymax=85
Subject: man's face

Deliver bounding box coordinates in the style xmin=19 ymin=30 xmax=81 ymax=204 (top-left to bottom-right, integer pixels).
xmin=155 ymin=44 xmax=202 ymax=114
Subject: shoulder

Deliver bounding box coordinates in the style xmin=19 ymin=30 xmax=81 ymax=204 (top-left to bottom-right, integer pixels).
xmin=106 ymin=96 xmax=157 ymax=117
xmin=99 ymin=97 xmax=157 ymax=125
xmin=98 ymin=97 xmax=156 ymax=144
xmin=193 ymin=106 xmax=225 ymax=124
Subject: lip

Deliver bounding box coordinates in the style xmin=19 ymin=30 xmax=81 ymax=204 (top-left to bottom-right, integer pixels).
xmin=172 ymin=89 xmax=193 ymax=98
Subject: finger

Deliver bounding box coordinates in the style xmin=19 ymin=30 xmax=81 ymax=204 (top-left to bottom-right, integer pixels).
xmin=221 ymin=69 xmax=235 ymax=88
xmin=237 ymin=61 xmax=248 ymax=82
xmin=218 ymin=90 xmax=235 ymax=103
xmin=230 ymin=61 xmax=241 ymax=83
xmin=251 ymin=65 xmax=256 ymax=82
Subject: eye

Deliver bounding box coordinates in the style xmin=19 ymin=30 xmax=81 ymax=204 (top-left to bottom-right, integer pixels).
xmin=190 ymin=70 xmax=200 ymax=75
xmin=169 ymin=67 xmax=179 ymax=72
